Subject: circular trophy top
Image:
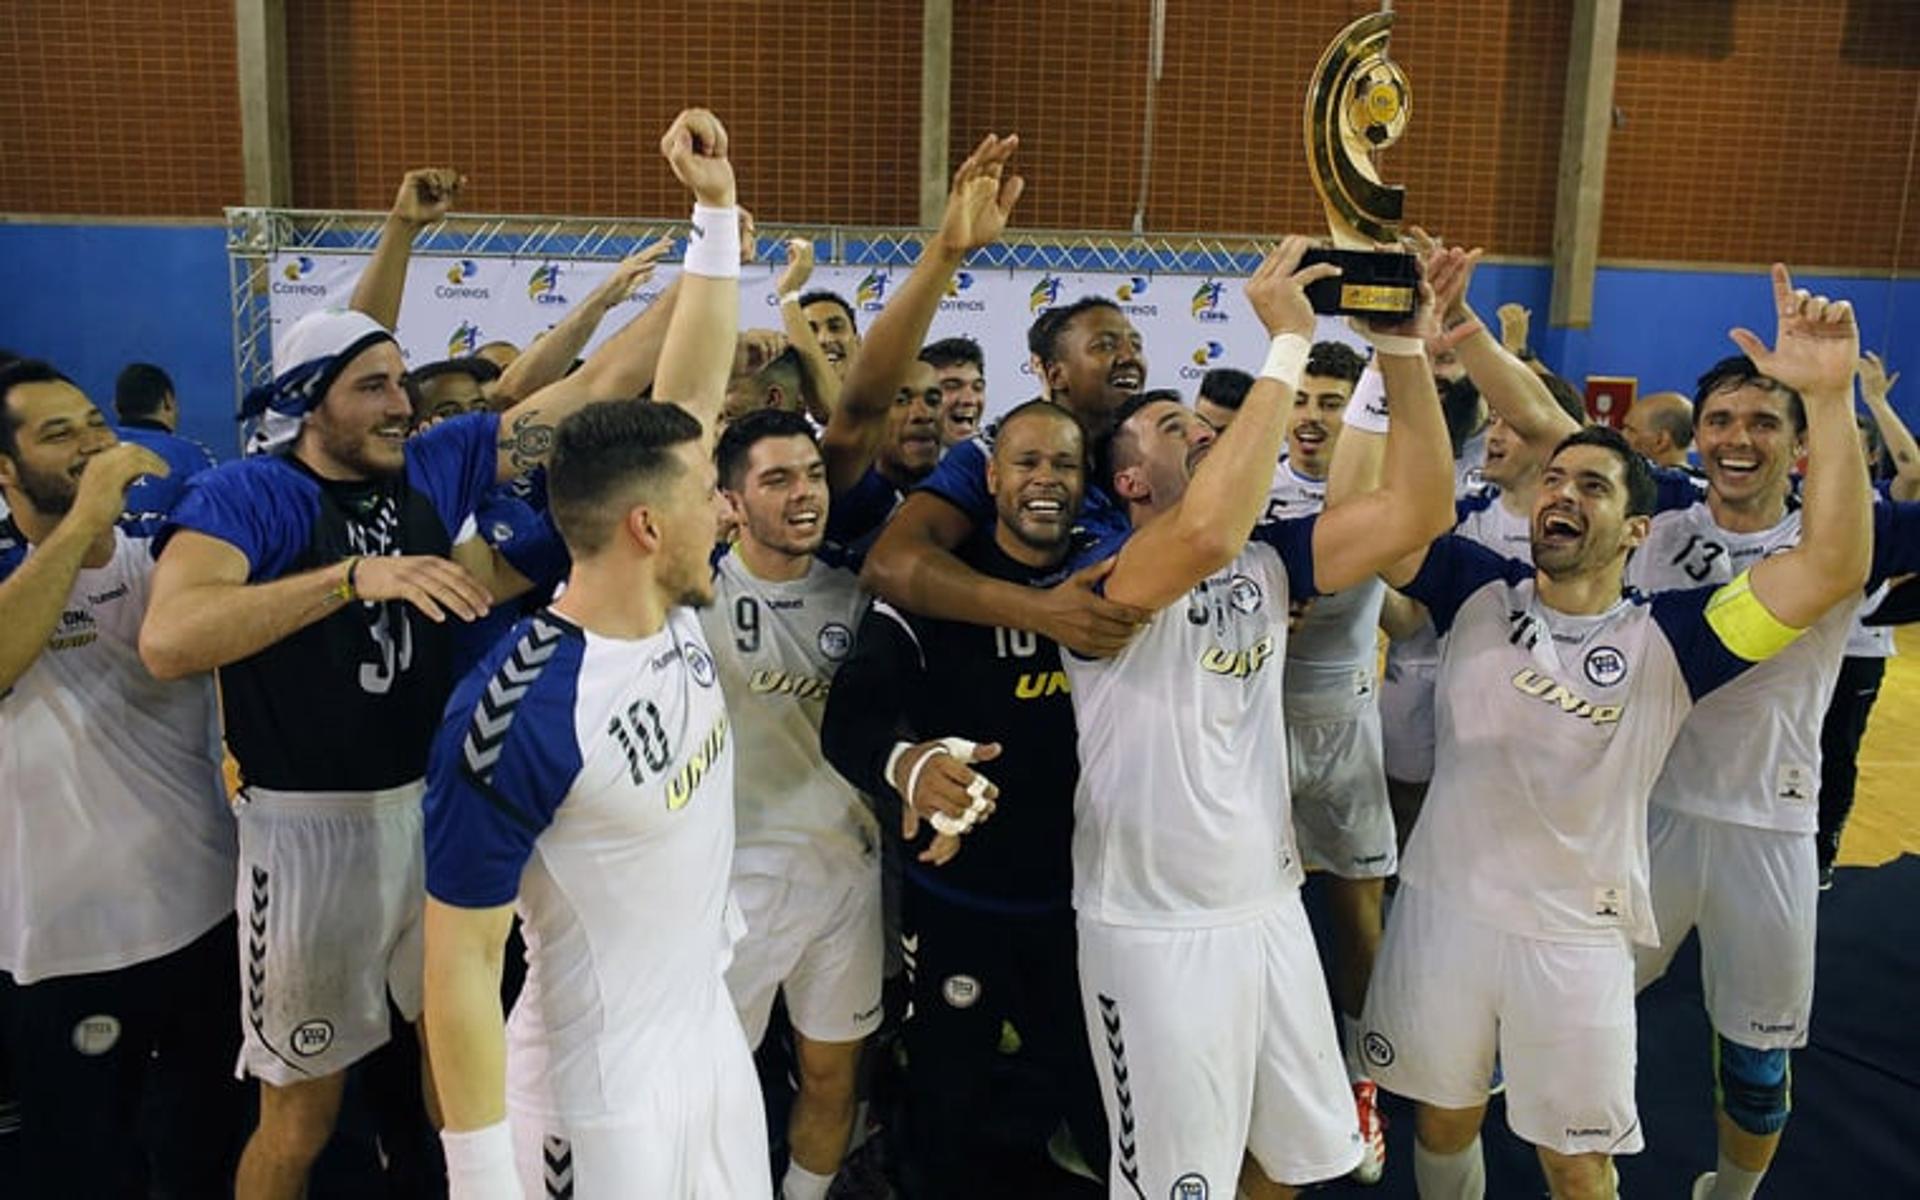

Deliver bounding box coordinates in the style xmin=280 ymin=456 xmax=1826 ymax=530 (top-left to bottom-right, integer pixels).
xmin=1348 ymin=63 xmax=1411 ymax=150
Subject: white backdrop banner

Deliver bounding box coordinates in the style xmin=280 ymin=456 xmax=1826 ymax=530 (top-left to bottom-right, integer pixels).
xmin=267 ymin=253 xmax=1367 ymax=421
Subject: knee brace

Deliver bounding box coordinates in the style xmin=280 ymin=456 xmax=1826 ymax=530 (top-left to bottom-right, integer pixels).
xmin=1714 ymin=1036 xmax=1790 ymax=1135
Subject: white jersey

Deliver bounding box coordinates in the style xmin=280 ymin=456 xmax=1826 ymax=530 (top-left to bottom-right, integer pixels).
xmin=1063 ymin=523 xmax=1317 ymax=928
xmin=0 ymin=530 xmax=235 ymax=983
xmin=424 ymin=608 xmax=739 ymax=1120
xmin=701 ymin=551 xmax=873 ymax=863
xmin=1845 ymin=582 xmax=1896 ymax=658
xmin=1627 ymin=502 xmax=1855 ymax=834
xmin=1265 ymin=462 xmax=1386 ymax=708
xmin=1403 ymin=537 xmax=1773 ymax=947
xmin=1385 ymin=487 xmax=1533 ymax=673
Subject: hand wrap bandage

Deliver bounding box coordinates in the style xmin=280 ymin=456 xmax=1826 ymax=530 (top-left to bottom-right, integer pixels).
xmin=1259 ymin=333 xmax=1311 ymax=390
xmin=887 ymin=738 xmax=994 ymax=837
xmin=684 ymin=203 xmax=741 ymax=279
xmin=1360 ymin=330 xmax=1428 ymax=359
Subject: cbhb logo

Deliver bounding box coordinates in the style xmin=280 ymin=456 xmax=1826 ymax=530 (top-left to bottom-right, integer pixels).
xmin=855 ymin=271 xmax=889 ymax=311
xmin=448 ymin=321 xmax=482 ymax=357
xmin=1029 ymin=275 xmax=1062 ymax=312
xmin=528 ymin=263 xmax=569 ymax=305
xmin=1192 ymin=279 xmax=1229 ymax=323
xmin=1181 ymin=341 xmax=1226 ymax=380
xmin=446 ymin=260 xmax=479 ymax=284
xmin=282 ymin=256 xmax=314 ymax=282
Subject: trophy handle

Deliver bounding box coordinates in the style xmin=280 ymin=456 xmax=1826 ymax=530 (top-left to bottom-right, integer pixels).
xmin=1305 ymin=11 xmax=1410 ymax=249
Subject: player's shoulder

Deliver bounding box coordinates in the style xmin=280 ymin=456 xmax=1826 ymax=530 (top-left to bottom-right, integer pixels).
xmin=447 ymin=612 xmax=586 ymax=776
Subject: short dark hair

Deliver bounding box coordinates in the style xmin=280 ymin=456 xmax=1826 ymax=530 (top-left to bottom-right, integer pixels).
xmin=1551 ymin=425 xmax=1656 ymax=517
xmin=920 ymin=336 xmax=983 ymax=372
xmin=114 ymin=362 xmax=174 ymax=421
xmin=0 ymin=359 xmax=77 ymax=458
xmin=1092 ymin=389 xmax=1173 ymax=497
xmin=1538 ymin=371 xmax=1588 ymax=426
xmin=1197 ymin=367 xmax=1254 ymax=412
xmin=992 ymin=399 xmax=1085 ymax=465
xmin=1438 ymin=375 xmax=1484 ymax=458
xmin=547 ymin=401 xmax=705 ymax=555
xmin=1694 ymin=354 xmax=1805 ymax=434
xmin=410 ymin=358 xmax=494 ymax=388
xmin=798 ymin=290 xmax=858 ymax=332
xmin=1305 ymin=341 xmax=1367 ymax=385
xmin=1032 ymin=296 xmax=1122 ymax=365
xmin=715 ymin=408 xmax=819 ymax=491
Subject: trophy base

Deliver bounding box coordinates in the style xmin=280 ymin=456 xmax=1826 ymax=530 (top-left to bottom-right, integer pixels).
xmin=1300 ymin=247 xmax=1418 ymax=318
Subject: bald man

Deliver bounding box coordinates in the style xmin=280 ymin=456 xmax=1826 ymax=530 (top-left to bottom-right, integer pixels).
xmin=1623 ymin=391 xmax=1694 ymax=469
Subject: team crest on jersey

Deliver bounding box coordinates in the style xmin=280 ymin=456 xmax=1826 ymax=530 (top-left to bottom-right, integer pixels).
xmin=685 ymin=641 xmax=716 ymax=687
xmin=818 ymin=622 xmax=853 ymax=661
xmin=1171 ymin=1172 xmax=1209 ymax=1199
xmin=1226 ymin=573 xmax=1264 ymax=614
xmin=1583 ymin=645 xmax=1627 ymax=688
xmin=488 ymin=520 xmax=515 ymax=545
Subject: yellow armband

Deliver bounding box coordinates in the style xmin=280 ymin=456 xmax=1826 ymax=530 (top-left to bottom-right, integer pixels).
xmin=1703 ymin=568 xmax=1803 ymax=662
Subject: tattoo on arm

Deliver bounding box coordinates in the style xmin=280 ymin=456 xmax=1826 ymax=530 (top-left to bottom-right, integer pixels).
xmin=499 ymin=412 xmax=555 ymax=475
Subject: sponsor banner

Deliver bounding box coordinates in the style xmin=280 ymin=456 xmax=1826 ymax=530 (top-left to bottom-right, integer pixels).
xmin=268 ymin=255 xmax=1367 ymax=420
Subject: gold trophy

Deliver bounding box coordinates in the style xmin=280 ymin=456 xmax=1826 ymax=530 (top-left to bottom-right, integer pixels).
xmin=1302 ymin=11 xmax=1418 ymax=317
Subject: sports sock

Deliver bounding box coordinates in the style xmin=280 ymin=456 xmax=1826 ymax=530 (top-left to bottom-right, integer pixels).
xmin=1341 ymin=1013 xmax=1368 ymax=1083
xmin=1412 ymin=1135 xmax=1485 ymax=1200
xmin=782 ymin=1161 xmax=834 ymax=1200
xmin=1707 ymin=1155 xmax=1765 ymax=1200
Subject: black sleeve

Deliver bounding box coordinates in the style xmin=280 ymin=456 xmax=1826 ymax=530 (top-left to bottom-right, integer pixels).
xmin=821 ymin=602 xmax=927 ymax=819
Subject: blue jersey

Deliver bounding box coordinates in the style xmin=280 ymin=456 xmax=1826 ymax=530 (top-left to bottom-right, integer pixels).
xmin=916 ymin=434 xmax=1128 ymax=545
xmin=160 ymin=412 xmax=499 ymax=791
xmin=116 ymin=421 xmax=219 ymax=521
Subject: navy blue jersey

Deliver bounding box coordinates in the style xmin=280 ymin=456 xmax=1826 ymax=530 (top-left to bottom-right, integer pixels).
xmin=116 ymin=421 xmax=220 ymax=521
xmin=160 ymin=412 xmax=499 ymax=791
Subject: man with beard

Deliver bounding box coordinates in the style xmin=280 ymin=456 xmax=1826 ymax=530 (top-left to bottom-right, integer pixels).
xmin=1626 ymin=346 xmax=1920 ymax=1200
xmin=137 ymin=127 xmax=713 ymax=1199
xmin=420 ymin=108 xmax=766 ymax=1199
xmin=923 ymin=336 xmax=987 ymax=448
xmin=701 ymin=409 xmax=877 ymax=1200
xmin=1361 ymin=268 xmax=1872 ymax=1200
xmin=0 ymin=361 xmax=244 ymax=1198
xmin=861 ymin=291 xmax=1155 ymax=659
xmin=1064 ymin=241 xmax=1454 ymax=1200
xmin=820 ymin=399 xmax=1111 ymax=1198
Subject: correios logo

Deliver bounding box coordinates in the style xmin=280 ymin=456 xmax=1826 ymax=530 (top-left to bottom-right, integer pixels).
xmin=448 ymin=321 xmax=482 ymax=357
xmin=1181 ymin=341 xmax=1226 ymax=380
xmin=1114 ymin=274 xmax=1158 ymax=317
xmin=435 ymin=260 xmax=491 ymax=300
xmin=1028 ymin=275 xmax=1062 ymax=312
xmin=939 ymin=269 xmax=984 ymax=313
xmin=855 ymin=270 xmax=889 ymax=311
xmin=271 ymin=255 xmax=326 ymax=298
xmin=527 ymin=263 xmax=569 ymax=305
xmin=1192 ymin=278 xmax=1229 ymax=323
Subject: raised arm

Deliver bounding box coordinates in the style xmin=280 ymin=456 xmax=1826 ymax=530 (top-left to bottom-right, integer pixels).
xmin=349 ymin=169 xmax=464 ymax=331
xmin=1427 ymin=246 xmax=1580 ymax=454
xmin=772 ymin=240 xmax=843 ymax=425
xmin=490 ymin=244 xmax=670 ymax=407
xmin=0 ymin=444 xmax=163 ymax=692
xmin=1858 ymin=352 xmax=1919 ymax=501
xmin=822 ymin=135 xmax=1025 ymax=493
xmin=652 ymin=108 xmax=742 ymax=442
xmin=1741 ymin=265 xmax=1873 ymax=627
xmin=1103 ymin=238 xmax=1334 ymax=609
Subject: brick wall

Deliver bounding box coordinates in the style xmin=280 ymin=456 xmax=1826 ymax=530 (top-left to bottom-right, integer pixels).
xmin=2 ymin=0 xmax=1916 ymax=269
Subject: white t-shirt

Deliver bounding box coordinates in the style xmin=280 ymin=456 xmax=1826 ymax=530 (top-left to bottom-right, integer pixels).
xmin=0 ymin=530 xmax=235 ymax=983
xmin=1265 ymin=462 xmax=1386 ymax=710
xmin=424 ymin=608 xmax=739 ymax=1120
xmin=1062 ymin=521 xmax=1318 ymax=928
xmin=701 ymin=551 xmax=874 ymax=867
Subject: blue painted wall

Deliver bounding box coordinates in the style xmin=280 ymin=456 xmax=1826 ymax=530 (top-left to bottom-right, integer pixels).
xmin=0 ymin=222 xmax=1915 ymax=460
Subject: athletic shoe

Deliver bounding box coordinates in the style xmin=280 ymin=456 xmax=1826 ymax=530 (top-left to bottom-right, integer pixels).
xmin=1350 ymin=1080 xmax=1387 ymax=1184
xmin=1691 ymin=1171 xmax=1715 ymax=1200
xmin=1046 ymin=1122 xmax=1102 ymax=1183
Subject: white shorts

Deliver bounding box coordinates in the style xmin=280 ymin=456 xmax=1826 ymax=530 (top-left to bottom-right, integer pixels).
xmin=1286 ymin=698 xmax=1397 ymax=879
xmin=508 ymin=1005 xmax=770 ymax=1199
xmin=1363 ymin=884 xmax=1642 ymax=1158
xmin=725 ymin=844 xmax=884 ymax=1046
xmin=1634 ymin=806 xmax=1816 ymax=1050
xmin=1378 ymin=658 xmax=1437 ymax=783
xmin=1078 ymin=894 xmax=1364 ymax=1195
xmin=234 ymin=784 xmax=425 ymax=1085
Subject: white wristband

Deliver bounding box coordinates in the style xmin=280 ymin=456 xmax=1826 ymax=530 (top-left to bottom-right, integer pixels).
xmin=884 ymin=741 xmax=915 ymax=795
xmin=1343 ymin=368 xmax=1391 ymax=434
xmin=778 ymin=290 xmax=803 ymax=308
xmin=441 ymin=1121 xmax=519 ymax=1200
xmin=684 ymin=204 xmax=741 ymax=279
xmin=1363 ymin=332 xmax=1427 ymax=359
xmin=1259 ymin=333 xmax=1311 ymax=389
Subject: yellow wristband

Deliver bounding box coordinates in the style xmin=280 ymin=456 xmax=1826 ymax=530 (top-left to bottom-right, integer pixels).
xmin=333 ymin=557 xmax=361 ymax=604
